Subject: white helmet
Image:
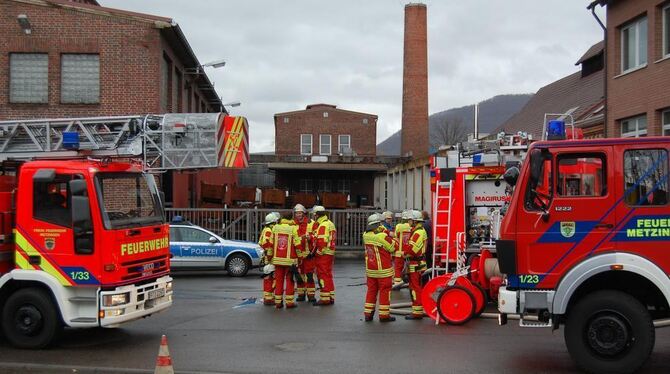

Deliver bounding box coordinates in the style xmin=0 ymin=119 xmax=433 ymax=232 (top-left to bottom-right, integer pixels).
xmin=367 ymin=213 xmax=381 ymax=227
xmin=411 ymin=210 xmax=423 ymax=222
xmin=401 ymin=210 xmax=411 ymax=220
xmin=263 ymin=264 xmax=275 ymax=275
xmin=264 ymin=212 xmax=279 ymax=225
xmin=382 ymin=211 xmax=393 ymax=220
xmin=294 ymin=204 xmax=306 ymax=213
xmin=312 ymin=205 xmax=325 ymax=214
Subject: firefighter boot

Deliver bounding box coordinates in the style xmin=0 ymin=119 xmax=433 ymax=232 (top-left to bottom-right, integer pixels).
xmin=380 ymin=316 xmax=396 ymax=322
xmin=312 ymin=299 xmax=333 ymax=307
xmin=296 ymin=294 xmax=306 ymax=302
xmin=404 ymin=314 xmax=423 ymax=320
xmin=364 ymin=315 xmax=374 ymax=322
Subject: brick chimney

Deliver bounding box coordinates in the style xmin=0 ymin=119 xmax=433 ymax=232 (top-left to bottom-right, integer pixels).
xmin=401 ymin=3 xmax=428 ymax=158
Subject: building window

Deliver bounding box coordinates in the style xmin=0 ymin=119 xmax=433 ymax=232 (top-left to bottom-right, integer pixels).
xmin=300 ymin=134 xmax=312 ymax=155
xmin=362 ymin=118 xmax=368 ymax=124
xmin=299 ymin=179 xmax=313 ymax=193
xmin=338 ymin=134 xmax=351 ymax=154
xmin=283 ymin=117 xmax=289 ymax=124
xmin=663 ymin=110 xmax=670 ymax=136
xmin=621 ymin=16 xmax=648 ymax=72
xmin=318 ymin=179 xmax=332 ymax=193
xmin=320 ymin=134 xmax=331 ymax=155
xmin=621 ymin=115 xmax=647 ymax=138
xmin=9 ymin=53 xmax=48 ymax=103
xmin=624 ymin=149 xmax=668 ymax=206
xmin=337 ymin=180 xmax=351 ymax=195
xmin=323 ymin=112 xmax=329 ymax=118
xmin=664 ymin=4 xmax=670 ymax=58
xmin=61 ymin=54 xmax=100 ymax=104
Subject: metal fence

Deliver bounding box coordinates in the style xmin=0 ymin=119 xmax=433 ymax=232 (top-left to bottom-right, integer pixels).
xmin=165 ymin=208 xmax=380 ymax=250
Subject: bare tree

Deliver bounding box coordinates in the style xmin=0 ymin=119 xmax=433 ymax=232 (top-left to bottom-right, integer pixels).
xmin=431 ymin=117 xmax=469 ymax=147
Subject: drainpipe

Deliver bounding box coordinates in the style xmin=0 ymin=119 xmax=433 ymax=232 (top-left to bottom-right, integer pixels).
xmin=588 ymin=0 xmax=607 ymax=138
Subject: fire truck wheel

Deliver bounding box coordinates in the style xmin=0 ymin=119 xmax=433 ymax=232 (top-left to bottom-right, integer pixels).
xmin=437 ymin=285 xmax=475 ymax=325
xmin=1 ymin=288 xmax=62 ymax=349
xmin=226 ymin=253 xmax=251 ymax=277
xmin=564 ymin=290 xmax=655 ymax=374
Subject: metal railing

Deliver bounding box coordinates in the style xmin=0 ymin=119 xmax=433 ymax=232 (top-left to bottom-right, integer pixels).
xmin=165 ymin=208 xmax=382 ymax=250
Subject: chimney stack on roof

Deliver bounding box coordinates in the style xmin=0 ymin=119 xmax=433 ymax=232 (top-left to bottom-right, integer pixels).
xmin=401 ymin=3 xmax=429 ymax=158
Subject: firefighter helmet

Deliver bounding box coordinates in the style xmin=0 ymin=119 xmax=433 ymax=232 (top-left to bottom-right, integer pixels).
xmin=312 ymin=205 xmax=325 ymax=213
xmin=263 ymin=264 xmax=275 ymax=275
xmin=382 ymin=211 xmax=393 ymax=220
xmin=264 ymin=212 xmax=279 ymax=225
xmin=411 ymin=210 xmax=423 ymax=222
xmin=293 ymin=204 xmax=306 ymax=213
xmin=367 ymin=213 xmax=381 ymax=227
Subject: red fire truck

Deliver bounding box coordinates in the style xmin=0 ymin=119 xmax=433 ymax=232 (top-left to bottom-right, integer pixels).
xmin=0 ymin=113 xmax=246 ymax=349
xmin=497 ymin=129 xmax=670 ymax=373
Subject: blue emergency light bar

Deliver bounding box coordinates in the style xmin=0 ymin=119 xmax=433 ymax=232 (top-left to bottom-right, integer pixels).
xmin=546 ymin=120 xmax=566 ymax=140
xmin=62 ymin=132 xmax=80 ymax=150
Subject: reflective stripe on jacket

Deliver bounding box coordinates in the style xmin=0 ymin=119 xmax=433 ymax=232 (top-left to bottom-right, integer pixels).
xmin=363 ymin=229 xmax=395 ymax=278
xmin=315 ymin=215 xmax=336 ymax=256
xmin=258 ymin=226 xmax=274 ymax=260
xmin=271 ymin=220 xmax=304 ymax=266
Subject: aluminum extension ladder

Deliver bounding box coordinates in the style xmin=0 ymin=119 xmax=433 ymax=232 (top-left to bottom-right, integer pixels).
xmin=431 ymin=180 xmax=453 ymax=278
xmin=0 ymin=113 xmax=222 ymax=171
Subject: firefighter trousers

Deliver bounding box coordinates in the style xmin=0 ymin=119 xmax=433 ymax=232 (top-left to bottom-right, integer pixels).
xmin=274 ymin=265 xmax=295 ymax=306
xmin=315 ymin=254 xmax=335 ymax=302
xmin=297 ymin=257 xmax=316 ymax=298
xmin=393 ymin=255 xmax=404 ymax=284
xmin=408 ymin=270 xmax=424 ymax=316
xmin=263 ymin=274 xmax=275 ymax=303
xmin=365 ymin=276 xmax=392 ymax=320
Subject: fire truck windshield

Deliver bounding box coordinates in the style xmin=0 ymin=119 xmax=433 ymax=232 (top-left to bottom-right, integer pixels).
xmin=95 ymin=173 xmax=162 ymax=229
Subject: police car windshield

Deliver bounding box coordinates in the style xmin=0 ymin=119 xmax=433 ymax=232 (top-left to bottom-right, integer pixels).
xmin=95 ymin=173 xmax=163 ymax=229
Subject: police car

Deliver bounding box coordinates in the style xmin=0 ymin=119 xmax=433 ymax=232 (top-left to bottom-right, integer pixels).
xmin=169 ymin=221 xmax=263 ymax=277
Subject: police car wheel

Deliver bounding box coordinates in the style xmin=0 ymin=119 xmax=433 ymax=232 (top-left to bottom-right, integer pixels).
xmin=565 ymin=290 xmax=655 ymax=374
xmin=226 ymin=254 xmax=250 ymax=277
xmin=1 ymin=288 xmax=62 ymax=349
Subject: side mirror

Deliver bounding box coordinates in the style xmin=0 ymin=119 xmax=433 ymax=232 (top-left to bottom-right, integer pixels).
xmin=208 ymin=236 xmax=218 ymax=244
xmin=71 ymin=195 xmax=93 ymax=254
xmin=503 ymin=166 xmax=520 ymax=187
xmin=69 ymin=179 xmax=88 ymax=197
xmin=158 ymin=191 xmax=166 ymax=222
xmin=529 ymin=149 xmax=543 ymax=185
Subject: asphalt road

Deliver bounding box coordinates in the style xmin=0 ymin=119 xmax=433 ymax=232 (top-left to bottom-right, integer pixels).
xmin=1 ymin=260 xmax=669 ymax=373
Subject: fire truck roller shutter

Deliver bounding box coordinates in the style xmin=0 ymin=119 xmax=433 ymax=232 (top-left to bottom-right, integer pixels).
xmin=552 ymin=252 xmax=670 ymax=316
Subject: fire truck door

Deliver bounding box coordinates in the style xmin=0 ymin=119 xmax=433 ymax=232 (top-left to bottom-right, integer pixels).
xmin=514 ymin=149 xmax=615 ymax=289
xmin=613 ymin=148 xmax=670 ymax=268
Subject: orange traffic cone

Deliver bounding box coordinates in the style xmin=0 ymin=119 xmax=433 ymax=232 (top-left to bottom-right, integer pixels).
xmin=154 ymin=335 xmax=174 ymax=374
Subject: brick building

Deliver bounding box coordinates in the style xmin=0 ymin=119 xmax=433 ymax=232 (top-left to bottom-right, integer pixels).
xmin=0 ymin=0 xmax=236 ymax=208
xmin=591 ymin=0 xmax=670 ymax=138
xmin=265 ymin=104 xmax=394 ymax=207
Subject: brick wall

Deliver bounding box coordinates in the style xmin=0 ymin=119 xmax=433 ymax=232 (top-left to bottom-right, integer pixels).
xmin=274 ymin=104 xmax=378 ymax=156
xmin=605 ymin=0 xmax=670 ymax=137
xmin=401 ymin=3 xmax=429 ymax=158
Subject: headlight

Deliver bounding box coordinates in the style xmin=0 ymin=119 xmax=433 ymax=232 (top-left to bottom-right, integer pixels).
xmin=103 ymin=292 xmax=130 ymax=307
xmin=166 ymin=281 xmax=173 ymax=292
xmin=105 ymin=309 xmax=125 ymax=317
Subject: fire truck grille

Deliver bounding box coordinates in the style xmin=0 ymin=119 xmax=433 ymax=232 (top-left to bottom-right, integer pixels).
xmin=121 ymin=254 xmax=169 ymax=281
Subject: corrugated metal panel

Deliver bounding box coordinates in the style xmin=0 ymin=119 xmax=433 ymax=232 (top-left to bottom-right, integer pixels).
xmin=10 ymin=53 xmax=48 ymax=103
xmin=61 ymin=54 xmax=100 ymax=104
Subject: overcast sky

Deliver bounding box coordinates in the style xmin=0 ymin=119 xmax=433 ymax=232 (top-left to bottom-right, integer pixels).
xmin=104 ymin=0 xmax=605 ymax=153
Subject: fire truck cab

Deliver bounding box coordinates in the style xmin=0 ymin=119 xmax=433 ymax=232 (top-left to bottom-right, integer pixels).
xmin=497 ymin=135 xmax=670 ymax=373
xmin=0 ymin=159 xmax=172 ymax=348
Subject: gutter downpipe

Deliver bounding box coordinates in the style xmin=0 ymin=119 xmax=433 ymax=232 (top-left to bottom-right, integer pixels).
xmin=588 ymin=0 xmax=607 ymax=138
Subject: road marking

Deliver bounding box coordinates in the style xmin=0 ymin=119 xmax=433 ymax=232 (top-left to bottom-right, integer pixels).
xmin=0 ymin=362 xmax=231 ymax=374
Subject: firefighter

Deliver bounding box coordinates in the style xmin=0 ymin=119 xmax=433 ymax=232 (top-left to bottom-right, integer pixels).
xmin=381 ymin=211 xmax=394 ymax=233
xmin=293 ymin=204 xmax=317 ymax=302
xmin=393 ymin=210 xmax=412 ymax=286
xmin=258 ymin=212 xmax=280 ymax=305
xmin=271 ymin=213 xmax=305 ymax=309
xmin=312 ymin=205 xmax=336 ymax=306
xmin=404 ymin=210 xmax=427 ymax=320
xmin=363 ymin=213 xmax=396 ymax=322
